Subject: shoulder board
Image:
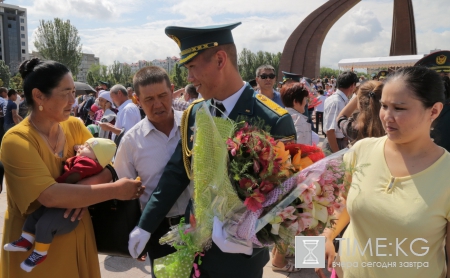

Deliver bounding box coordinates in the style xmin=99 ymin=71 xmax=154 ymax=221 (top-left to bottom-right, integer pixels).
xmin=255 ymin=94 xmax=288 ymax=116
xmin=189 ymin=98 xmax=204 ymax=107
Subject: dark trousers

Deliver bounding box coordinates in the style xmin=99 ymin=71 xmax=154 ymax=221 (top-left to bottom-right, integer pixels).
xmin=191 ymin=242 xmax=268 ymax=278
xmin=315 ymin=111 xmax=324 ymax=134
xmin=308 ymin=108 xmax=315 ymax=131
xmin=23 ymin=206 xmax=79 ymax=244
xmin=148 ymin=217 xmax=179 ymax=278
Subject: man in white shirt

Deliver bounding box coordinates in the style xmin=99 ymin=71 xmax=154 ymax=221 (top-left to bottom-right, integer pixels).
xmin=114 ymin=67 xmax=190 ymax=276
xmin=323 ymin=71 xmax=358 ymax=153
xmin=99 ymin=84 xmax=141 ymax=141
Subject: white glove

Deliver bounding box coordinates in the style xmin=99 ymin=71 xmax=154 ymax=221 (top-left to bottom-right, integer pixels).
xmin=128 ymin=226 xmax=151 ymax=258
xmin=212 ymin=216 xmax=253 ymax=255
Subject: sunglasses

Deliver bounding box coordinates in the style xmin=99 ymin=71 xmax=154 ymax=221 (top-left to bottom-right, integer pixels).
xmin=258 ymin=74 xmax=276 ymax=80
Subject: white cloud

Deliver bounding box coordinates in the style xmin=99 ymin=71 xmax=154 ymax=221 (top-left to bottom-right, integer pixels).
xmin=24 ymin=0 xmax=145 ymax=20
xmin=24 ymin=0 xmax=450 ymax=68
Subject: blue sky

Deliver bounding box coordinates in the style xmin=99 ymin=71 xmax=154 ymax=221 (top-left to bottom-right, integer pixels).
xmin=13 ymin=0 xmax=450 ymax=68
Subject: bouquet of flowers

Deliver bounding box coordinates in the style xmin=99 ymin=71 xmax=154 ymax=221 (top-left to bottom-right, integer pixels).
xmin=154 ymin=104 xmax=350 ymax=278
xmin=222 ymin=122 xmax=347 ymax=249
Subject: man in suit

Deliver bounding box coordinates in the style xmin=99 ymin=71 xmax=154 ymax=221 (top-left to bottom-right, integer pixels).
xmin=414 ymin=50 xmax=450 ymax=151
xmin=128 ymin=22 xmax=296 ymax=278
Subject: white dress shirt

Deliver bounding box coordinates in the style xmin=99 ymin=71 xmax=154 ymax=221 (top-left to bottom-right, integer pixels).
xmin=210 ymin=82 xmax=246 ymax=117
xmin=286 ymin=107 xmax=313 ymax=145
xmin=113 ymin=99 xmax=141 ymax=140
xmin=114 ymin=110 xmax=190 ymax=217
xmin=323 ymin=89 xmax=349 ymax=139
xmin=315 ymin=95 xmax=327 ymax=112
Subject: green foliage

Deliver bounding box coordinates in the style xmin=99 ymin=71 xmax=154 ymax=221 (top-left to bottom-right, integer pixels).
xmin=9 ymin=73 xmax=23 ymax=90
xmin=170 ymin=64 xmax=188 ymax=90
xmin=34 ymin=18 xmax=83 ymax=77
xmin=0 ymin=60 xmax=11 ymax=88
xmin=238 ymin=48 xmax=282 ymax=83
xmin=108 ymin=61 xmax=132 ymax=85
xmin=86 ymin=63 xmax=109 ymax=87
xmin=319 ymin=67 xmax=340 ymax=79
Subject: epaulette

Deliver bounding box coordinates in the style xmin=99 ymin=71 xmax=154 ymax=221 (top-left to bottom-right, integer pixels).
xmin=187 ymin=98 xmax=204 ymax=108
xmin=255 ymin=94 xmax=288 ymax=116
xmin=180 ymin=98 xmax=204 ymax=180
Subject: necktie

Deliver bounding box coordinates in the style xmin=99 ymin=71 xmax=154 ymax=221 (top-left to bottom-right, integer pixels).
xmin=212 ymin=100 xmax=226 ymax=118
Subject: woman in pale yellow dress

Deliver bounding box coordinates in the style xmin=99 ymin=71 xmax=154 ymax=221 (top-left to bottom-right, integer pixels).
xmin=0 ymin=58 xmax=144 ymax=278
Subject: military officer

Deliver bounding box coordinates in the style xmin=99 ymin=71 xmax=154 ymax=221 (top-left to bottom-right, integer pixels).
xmin=128 ymin=22 xmax=296 ymax=277
xmin=377 ymin=70 xmax=389 ymax=81
xmin=415 ymin=50 xmax=450 ymax=151
xmin=281 ymin=71 xmax=302 ymax=85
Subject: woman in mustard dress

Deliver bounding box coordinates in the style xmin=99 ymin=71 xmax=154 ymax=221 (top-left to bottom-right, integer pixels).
xmin=0 ymin=58 xmax=145 ymax=278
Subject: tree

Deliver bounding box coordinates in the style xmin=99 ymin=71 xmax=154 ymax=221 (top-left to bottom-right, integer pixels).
xmin=237 ymin=49 xmax=282 ymax=84
xmin=109 ymin=61 xmax=122 ymax=84
xmin=319 ymin=67 xmax=340 ymax=79
xmin=34 ymin=18 xmax=83 ymax=77
xmin=121 ymin=64 xmax=133 ymax=86
xmin=238 ymin=48 xmax=255 ymax=82
xmin=0 ymin=60 xmax=11 ymax=88
xmin=170 ymin=64 xmax=188 ymax=90
xmin=86 ymin=63 xmax=109 ymax=86
xmin=10 ymin=73 xmax=23 ymax=90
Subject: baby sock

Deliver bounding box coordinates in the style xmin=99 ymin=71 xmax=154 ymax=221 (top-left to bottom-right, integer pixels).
xmin=3 ymin=232 xmax=35 ymax=252
xmin=20 ymin=242 xmax=49 ymax=272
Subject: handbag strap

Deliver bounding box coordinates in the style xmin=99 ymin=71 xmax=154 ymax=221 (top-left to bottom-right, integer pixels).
xmin=105 ymin=164 xmax=119 ymax=182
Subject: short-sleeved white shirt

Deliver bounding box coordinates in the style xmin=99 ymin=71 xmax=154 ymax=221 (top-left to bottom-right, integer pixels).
xmin=323 ymin=89 xmax=348 ymax=138
xmin=114 ymin=110 xmax=190 ymax=216
xmin=113 ymin=99 xmax=141 ymax=140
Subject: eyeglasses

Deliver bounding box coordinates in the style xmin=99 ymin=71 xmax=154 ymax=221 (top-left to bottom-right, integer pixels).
xmin=258 ymin=74 xmax=276 ymax=80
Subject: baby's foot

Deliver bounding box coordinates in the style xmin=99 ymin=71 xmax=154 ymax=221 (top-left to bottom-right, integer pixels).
xmin=4 ymin=236 xmax=33 ymax=252
xmin=21 ymin=251 xmax=47 ymax=272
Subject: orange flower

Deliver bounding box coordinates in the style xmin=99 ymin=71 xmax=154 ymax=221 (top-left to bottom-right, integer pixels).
xmin=274 ymin=141 xmax=290 ymax=165
xmin=292 ymin=150 xmax=314 ymax=171
xmin=292 ymin=150 xmax=302 ymax=171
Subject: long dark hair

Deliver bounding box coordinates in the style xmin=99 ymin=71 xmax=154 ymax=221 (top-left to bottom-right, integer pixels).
xmin=354 ymin=80 xmax=385 ymax=142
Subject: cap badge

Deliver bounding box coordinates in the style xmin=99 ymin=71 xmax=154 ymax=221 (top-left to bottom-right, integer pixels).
xmin=436 ymin=55 xmax=447 ymax=66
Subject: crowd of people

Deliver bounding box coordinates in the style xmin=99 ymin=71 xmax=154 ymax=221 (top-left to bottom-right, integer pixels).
xmin=0 ymin=20 xmax=449 ymax=278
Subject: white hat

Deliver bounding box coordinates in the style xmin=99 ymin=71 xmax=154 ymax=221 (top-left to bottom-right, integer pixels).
xmin=98 ymin=90 xmax=113 ymax=104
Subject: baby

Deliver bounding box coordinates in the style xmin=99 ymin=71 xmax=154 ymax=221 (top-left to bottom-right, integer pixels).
xmin=4 ymin=138 xmax=117 ymax=272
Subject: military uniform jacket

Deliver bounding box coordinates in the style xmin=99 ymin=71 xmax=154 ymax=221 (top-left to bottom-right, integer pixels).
xmin=432 ymin=99 xmax=450 ymax=152
xmin=139 ymin=83 xmax=296 ymax=277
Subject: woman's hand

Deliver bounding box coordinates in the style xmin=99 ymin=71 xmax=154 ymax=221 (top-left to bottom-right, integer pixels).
xmin=325 ymin=236 xmax=336 ymax=271
xmin=64 ymin=207 xmax=88 ymax=221
xmin=114 ymin=178 xmax=144 ymax=200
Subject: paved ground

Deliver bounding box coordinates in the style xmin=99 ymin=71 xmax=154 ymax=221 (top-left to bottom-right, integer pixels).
xmin=0 ymin=127 xmax=329 ymax=277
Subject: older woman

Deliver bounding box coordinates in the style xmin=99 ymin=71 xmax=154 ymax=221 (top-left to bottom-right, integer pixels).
xmin=324 ymin=66 xmax=450 ymax=277
xmin=97 ymin=90 xmax=117 ymax=139
xmin=0 ymin=58 xmax=144 ymax=277
xmin=280 ymin=82 xmax=319 ymax=145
